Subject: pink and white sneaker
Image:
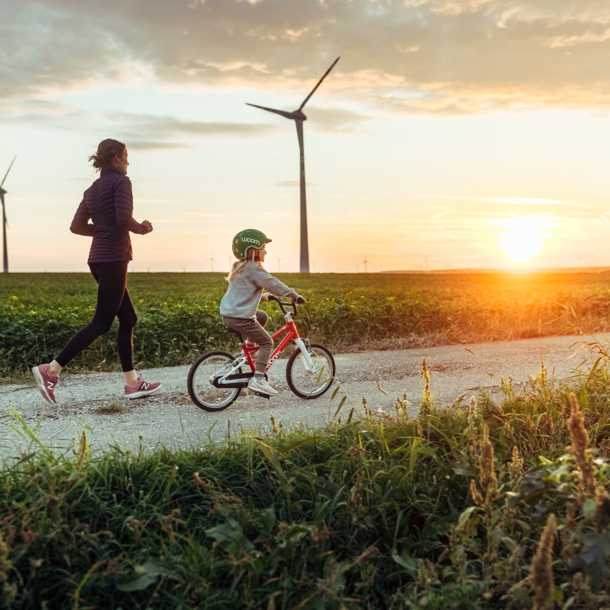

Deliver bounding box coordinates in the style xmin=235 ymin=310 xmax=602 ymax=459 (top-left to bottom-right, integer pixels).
xmin=32 ymin=364 xmax=58 ymax=404
xmin=124 ymin=376 xmax=162 ymax=399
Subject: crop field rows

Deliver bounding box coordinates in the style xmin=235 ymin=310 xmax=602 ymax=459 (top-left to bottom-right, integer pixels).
xmin=2 ymin=271 xmax=610 ymax=381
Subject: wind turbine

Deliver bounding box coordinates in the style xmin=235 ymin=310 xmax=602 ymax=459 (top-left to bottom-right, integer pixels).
xmin=0 ymin=156 xmax=16 ymax=273
xmin=204 ymin=254 xmax=218 ymax=272
xmin=247 ymin=57 xmax=340 ymax=273
xmin=362 ymin=255 xmax=370 ymax=273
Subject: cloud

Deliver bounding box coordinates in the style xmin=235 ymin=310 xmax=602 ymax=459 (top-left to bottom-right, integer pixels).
xmin=0 ymin=99 xmax=275 ymax=149
xmin=2 ymin=0 xmax=610 ymax=116
xmin=303 ymin=107 xmax=369 ymax=131
xmin=411 ymin=193 xmax=594 ymax=209
xmin=480 ymin=197 xmax=589 ymax=207
xmin=111 ymin=112 xmax=277 ymax=149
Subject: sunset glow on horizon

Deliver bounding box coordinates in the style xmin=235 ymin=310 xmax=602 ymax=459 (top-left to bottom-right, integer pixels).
xmin=495 ymin=216 xmax=551 ymax=264
xmin=2 ymin=1 xmax=610 ymax=272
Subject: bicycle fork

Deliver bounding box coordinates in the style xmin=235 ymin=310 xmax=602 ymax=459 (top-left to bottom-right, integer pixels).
xmin=292 ymin=338 xmax=316 ymax=373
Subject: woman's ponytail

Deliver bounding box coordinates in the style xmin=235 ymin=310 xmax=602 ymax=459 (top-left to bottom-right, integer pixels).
xmin=89 ymin=139 xmax=126 ymax=172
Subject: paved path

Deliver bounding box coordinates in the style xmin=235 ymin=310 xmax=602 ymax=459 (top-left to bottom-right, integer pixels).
xmin=0 ymin=334 xmax=599 ymax=459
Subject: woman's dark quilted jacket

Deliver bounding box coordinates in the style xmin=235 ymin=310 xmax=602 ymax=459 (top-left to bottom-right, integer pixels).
xmin=70 ymin=167 xmax=147 ymax=263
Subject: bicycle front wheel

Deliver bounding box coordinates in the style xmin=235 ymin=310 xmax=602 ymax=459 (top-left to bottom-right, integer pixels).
xmin=286 ymin=343 xmax=335 ymax=399
xmin=187 ymin=351 xmax=242 ymax=412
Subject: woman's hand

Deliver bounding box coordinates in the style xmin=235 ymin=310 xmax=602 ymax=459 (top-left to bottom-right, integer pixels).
xmin=141 ymin=220 xmax=153 ymax=234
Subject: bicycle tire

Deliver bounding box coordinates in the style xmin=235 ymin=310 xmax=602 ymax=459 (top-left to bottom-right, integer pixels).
xmin=286 ymin=343 xmax=335 ymax=399
xmin=187 ymin=351 xmax=242 ymax=412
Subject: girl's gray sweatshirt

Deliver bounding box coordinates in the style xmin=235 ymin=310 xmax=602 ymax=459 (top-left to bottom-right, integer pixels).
xmin=220 ymin=263 xmax=298 ymax=320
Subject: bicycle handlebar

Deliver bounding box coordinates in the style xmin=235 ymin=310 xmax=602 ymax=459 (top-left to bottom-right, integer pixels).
xmin=267 ymin=294 xmax=304 ymax=314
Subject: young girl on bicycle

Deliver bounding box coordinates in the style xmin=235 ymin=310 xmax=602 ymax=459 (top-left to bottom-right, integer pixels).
xmin=220 ymin=229 xmax=305 ymax=396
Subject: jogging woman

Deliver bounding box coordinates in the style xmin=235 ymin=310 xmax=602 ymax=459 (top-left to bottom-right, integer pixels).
xmin=32 ymin=139 xmax=161 ymax=403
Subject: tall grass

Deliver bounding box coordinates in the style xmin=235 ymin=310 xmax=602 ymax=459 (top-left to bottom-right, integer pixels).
xmin=4 ymin=351 xmax=610 ymax=607
xmin=2 ymin=271 xmax=610 ymax=378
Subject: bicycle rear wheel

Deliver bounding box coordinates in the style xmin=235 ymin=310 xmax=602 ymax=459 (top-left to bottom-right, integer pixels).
xmin=188 ymin=351 xmax=242 ymax=412
xmin=286 ymin=343 xmax=335 ymax=399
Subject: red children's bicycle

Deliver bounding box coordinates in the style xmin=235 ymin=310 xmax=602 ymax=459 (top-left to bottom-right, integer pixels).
xmin=187 ymin=296 xmax=335 ymax=412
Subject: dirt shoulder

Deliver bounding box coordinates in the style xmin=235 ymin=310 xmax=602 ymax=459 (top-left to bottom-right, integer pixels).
xmin=0 ymin=333 xmax=597 ymax=459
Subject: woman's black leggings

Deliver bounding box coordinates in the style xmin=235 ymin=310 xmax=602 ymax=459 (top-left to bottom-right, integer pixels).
xmin=55 ymin=262 xmax=137 ymax=372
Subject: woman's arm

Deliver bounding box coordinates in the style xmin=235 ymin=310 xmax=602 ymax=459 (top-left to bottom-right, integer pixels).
xmin=114 ymin=177 xmax=149 ymax=234
xmin=70 ymin=198 xmax=94 ymax=236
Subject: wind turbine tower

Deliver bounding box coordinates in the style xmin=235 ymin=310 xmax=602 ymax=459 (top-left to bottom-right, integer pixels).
xmin=247 ymin=57 xmax=340 ymax=273
xmin=0 ymin=156 xmax=16 ymax=273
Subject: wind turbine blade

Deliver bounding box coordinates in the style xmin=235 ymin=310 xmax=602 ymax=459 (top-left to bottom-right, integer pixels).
xmin=0 ymin=155 xmax=17 ymax=190
xmin=245 ymin=103 xmax=295 ymax=120
xmin=298 ymin=57 xmax=340 ymax=111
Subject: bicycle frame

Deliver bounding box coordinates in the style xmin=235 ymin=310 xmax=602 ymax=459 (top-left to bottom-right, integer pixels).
xmin=213 ymin=308 xmax=317 ymax=389
xmin=242 ymin=311 xmax=315 ymax=373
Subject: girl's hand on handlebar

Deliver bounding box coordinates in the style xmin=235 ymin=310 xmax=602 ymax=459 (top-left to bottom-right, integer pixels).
xmin=292 ymin=294 xmax=306 ymax=305
xmin=141 ymin=220 xmax=153 ymax=234
xmin=260 ymin=293 xmax=270 ymax=302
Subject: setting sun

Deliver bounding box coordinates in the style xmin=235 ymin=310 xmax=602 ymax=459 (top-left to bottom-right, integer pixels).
xmin=496 ymin=216 xmax=550 ymax=263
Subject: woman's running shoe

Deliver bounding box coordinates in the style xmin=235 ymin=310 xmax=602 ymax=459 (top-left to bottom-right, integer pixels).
xmin=124 ymin=376 xmax=162 ymax=399
xmin=248 ymin=377 xmax=278 ymax=396
xmin=32 ymin=364 xmax=58 ymax=404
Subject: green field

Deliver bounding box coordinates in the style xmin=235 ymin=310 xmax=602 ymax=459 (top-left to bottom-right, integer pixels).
xmin=2 ymin=271 xmax=610 ymax=380
xmin=3 ymin=272 xmax=610 ymax=607
xmin=2 ymin=359 xmax=610 ymax=608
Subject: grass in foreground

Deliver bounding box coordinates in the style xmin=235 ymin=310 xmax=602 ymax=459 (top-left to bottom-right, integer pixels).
xmin=3 ymin=354 xmax=610 ymax=607
xmin=2 ymin=271 xmax=610 ymax=380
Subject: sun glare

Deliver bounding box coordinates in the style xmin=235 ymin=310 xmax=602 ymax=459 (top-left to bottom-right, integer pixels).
xmin=496 ymin=216 xmax=550 ymax=263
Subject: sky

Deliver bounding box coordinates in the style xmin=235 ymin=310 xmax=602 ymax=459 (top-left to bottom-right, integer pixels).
xmin=2 ymin=0 xmax=610 ymax=272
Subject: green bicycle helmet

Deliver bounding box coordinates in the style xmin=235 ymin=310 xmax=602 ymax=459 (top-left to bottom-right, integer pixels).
xmin=232 ymin=229 xmax=272 ymax=260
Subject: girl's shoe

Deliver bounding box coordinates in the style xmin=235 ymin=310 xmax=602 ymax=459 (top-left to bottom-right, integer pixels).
xmin=32 ymin=364 xmax=58 ymax=404
xmin=125 ymin=377 xmax=162 ymax=399
xmin=248 ymin=377 xmax=278 ymax=396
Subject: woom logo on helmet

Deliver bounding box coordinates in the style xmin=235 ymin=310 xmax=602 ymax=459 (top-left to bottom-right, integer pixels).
xmin=241 ymin=237 xmax=261 ymax=245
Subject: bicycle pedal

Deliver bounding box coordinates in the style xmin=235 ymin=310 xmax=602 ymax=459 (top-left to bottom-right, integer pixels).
xmin=254 ymin=391 xmax=271 ymax=400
